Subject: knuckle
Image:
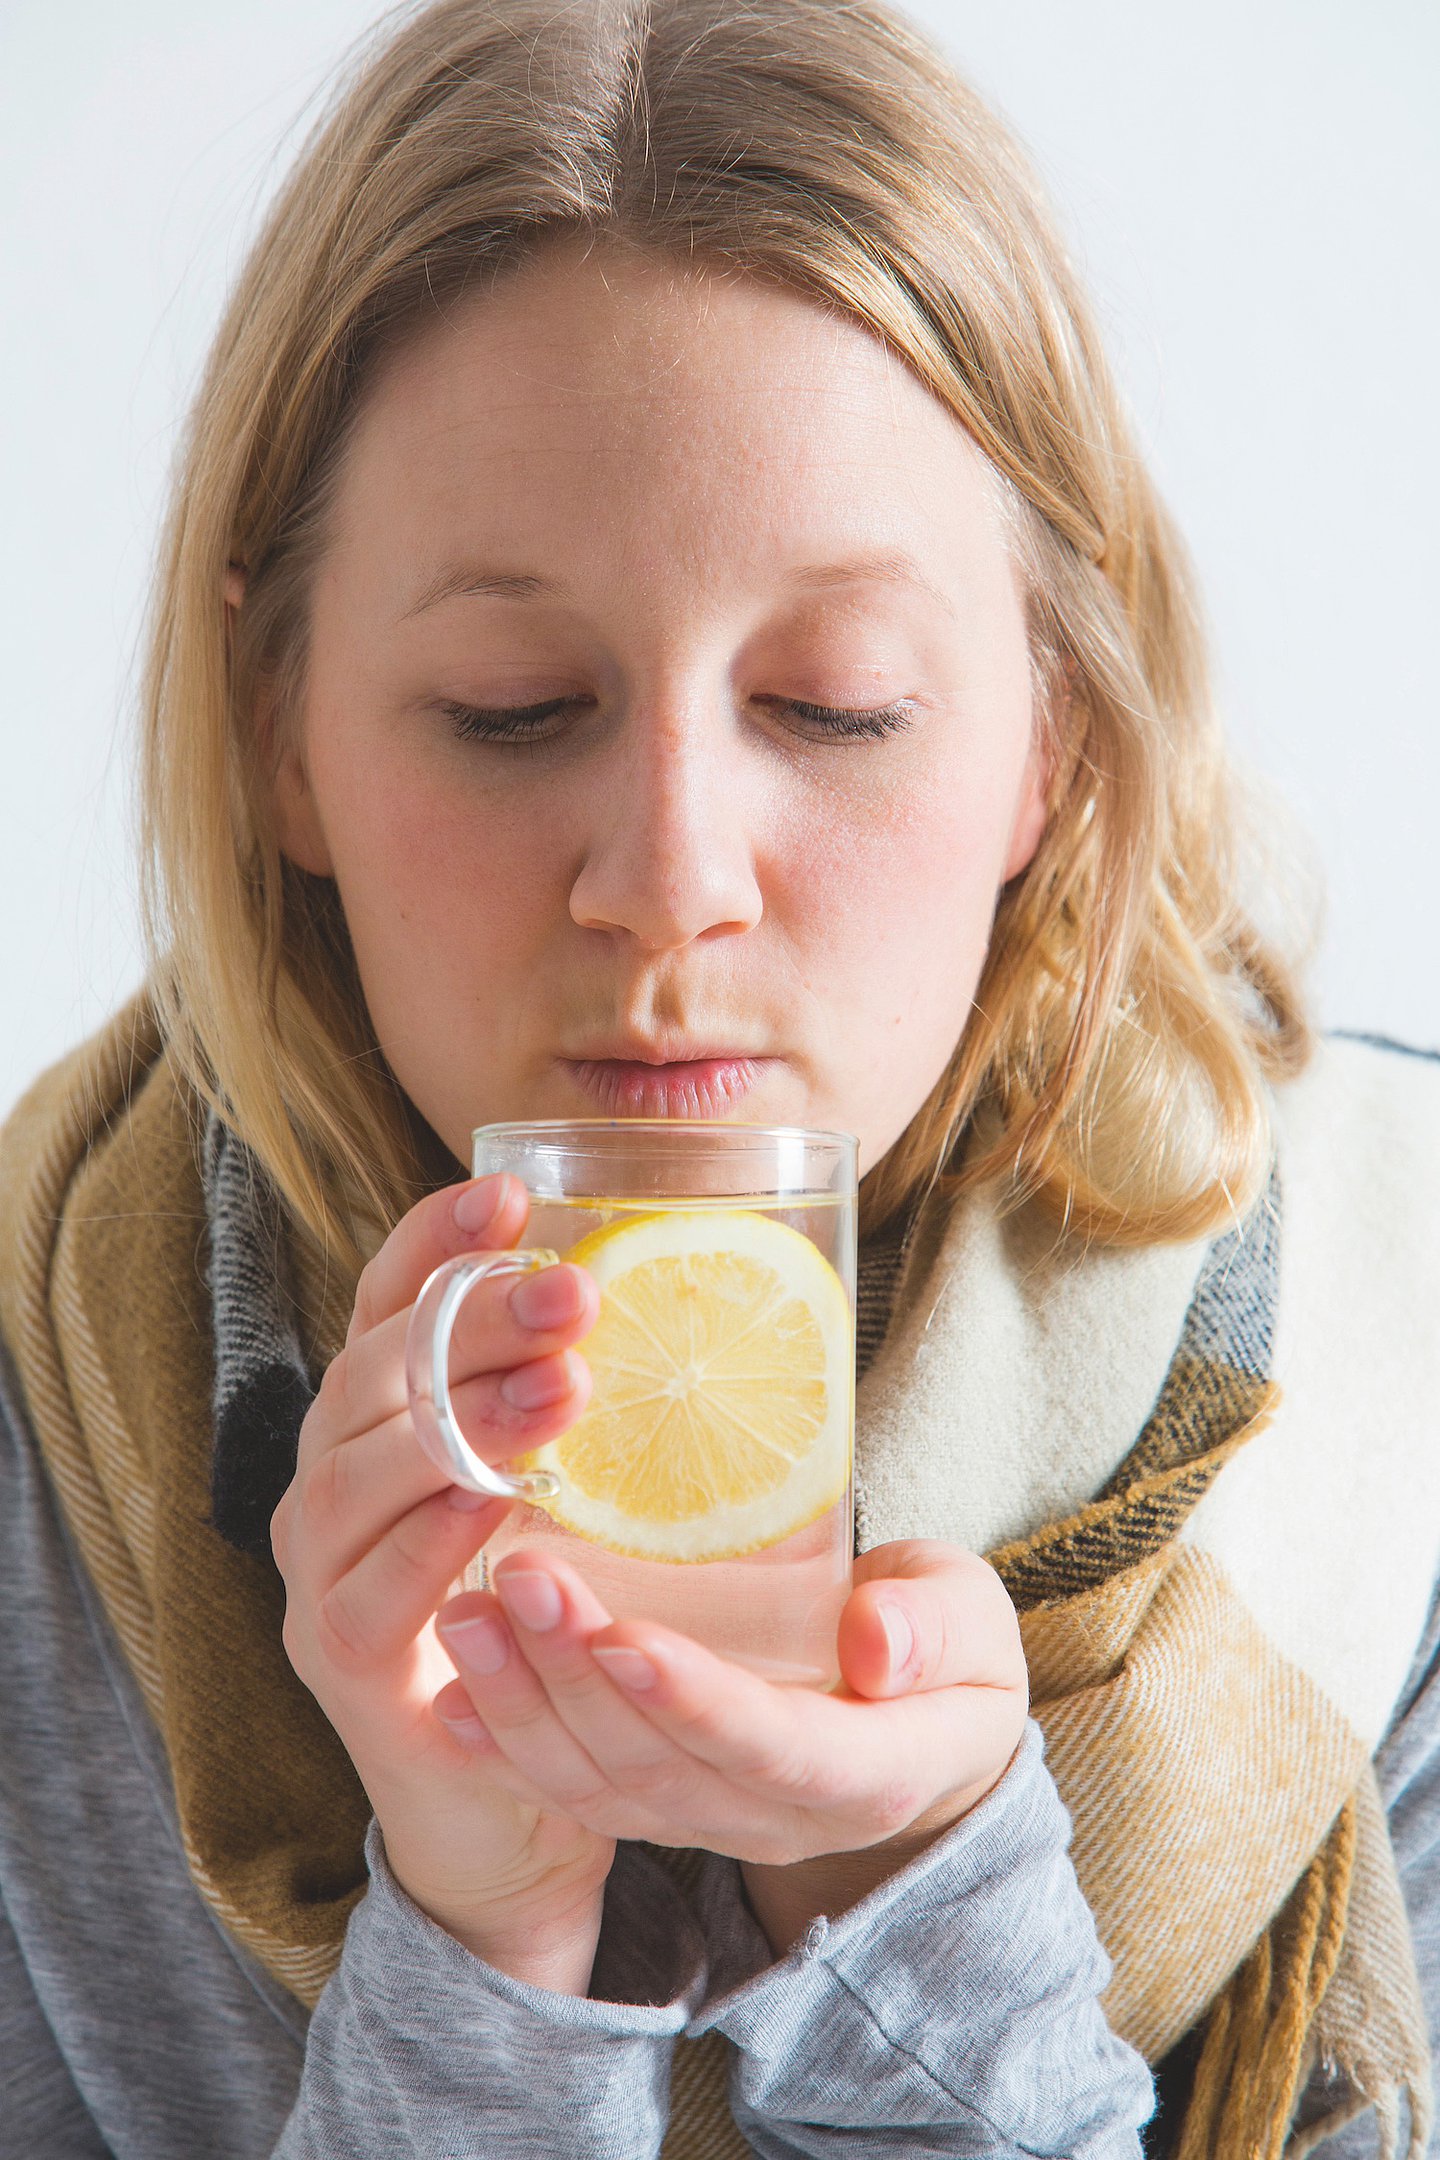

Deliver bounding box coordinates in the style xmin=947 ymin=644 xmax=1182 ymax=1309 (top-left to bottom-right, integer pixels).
xmin=448 ymin=1369 xmax=509 ymax=1438
xmin=616 ymin=1752 xmax=699 ymax=1813
xmin=970 ymin=1552 xmax=1017 ymax=1622
xmin=493 ymin=1691 xmax=557 ymax=1745
xmin=926 ymin=1594 xmax=962 ymax=1688
xmin=314 ymin=1582 xmax=378 ymax=1674
xmin=347 ymin=1258 xmax=383 ymax=1342
xmin=386 ymin=1500 xmax=442 ymax=1591
xmin=664 ymin=1688 xmax=733 ymax=1753
xmin=297 ymin=1442 xmax=362 ymax=1546
xmin=727 ymin=1713 xmax=833 ymax=1800
xmin=296 ymin=1448 xmax=344 ymax=1543
xmin=556 ymin=1771 xmax=619 ymax=1821
xmin=269 ymin=1488 xmax=293 ymax=1571
xmin=968 ymin=1561 xmax=1024 ymax=1673
xmin=314 ymin=1346 xmax=356 ymax=1432
xmin=279 ymin=1602 xmax=312 ymax=1681
xmin=918 ymin=1553 xmax=1021 ymax=1685
xmin=868 ymin=1778 xmax=922 ymax=1840
xmin=756 ymin=1741 xmax=827 ymax=1802
xmin=797 ymin=1755 xmax=851 ymax=1811
xmin=333 ymin=1348 xmax=372 ymax=1431
xmin=462 ymin=1367 xmax=568 ymax=1444
xmin=571 ymin=1789 xmax=641 ymax=1840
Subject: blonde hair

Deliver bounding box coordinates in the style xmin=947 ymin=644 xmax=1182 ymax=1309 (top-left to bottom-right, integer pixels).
xmin=140 ymin=0 xmax=1310 ymax=1269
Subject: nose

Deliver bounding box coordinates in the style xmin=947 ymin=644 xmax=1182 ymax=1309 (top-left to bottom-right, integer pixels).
xmin=567 ymin=701 xmax=764 ymax=952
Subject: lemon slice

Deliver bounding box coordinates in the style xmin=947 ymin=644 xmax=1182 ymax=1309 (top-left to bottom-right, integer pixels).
xmin=519 ymin=1208 xmax=852 ymax=1563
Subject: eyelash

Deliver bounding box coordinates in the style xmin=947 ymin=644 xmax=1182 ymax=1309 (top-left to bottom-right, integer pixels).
xmin=442 ymin=696 xmax=914 ymax=745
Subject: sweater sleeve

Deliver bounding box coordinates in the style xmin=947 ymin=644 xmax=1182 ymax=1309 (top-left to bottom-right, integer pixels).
xmin=686 ymin=1719 xmax=1155 ymax=2158
xmin=0 ymin=1882 xmax=114 ymax=2160
xmin=274 ymin=1824 xmax=706 ymax=2160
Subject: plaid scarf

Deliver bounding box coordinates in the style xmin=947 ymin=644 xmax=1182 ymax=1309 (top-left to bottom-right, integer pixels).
xmin=0 ymin=998 xmax=1431 ymax=2158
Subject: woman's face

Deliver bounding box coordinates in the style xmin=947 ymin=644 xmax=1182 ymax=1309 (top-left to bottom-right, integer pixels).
xmin=272 ymin=237 xmax=1046 ymax=1177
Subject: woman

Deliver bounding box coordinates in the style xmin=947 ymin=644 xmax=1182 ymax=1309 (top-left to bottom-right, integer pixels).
xmin=1 ymin=0 xmax=1436 ymax=2153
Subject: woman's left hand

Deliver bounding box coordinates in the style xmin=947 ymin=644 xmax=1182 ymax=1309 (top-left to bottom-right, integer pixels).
xmin=432 ymin=1538 xmax=1028 ymax=1895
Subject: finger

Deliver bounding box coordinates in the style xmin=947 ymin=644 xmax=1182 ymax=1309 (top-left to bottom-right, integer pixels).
xmin=431 ymin=1680 xmax=503 ymax=1755
xmin=429 ymin=1682 xmax=594 ymax=1812
xmin=477 ymin=1556 xmax=774 ymax=1832
xmin=346 ymin=1172 xmax=531 ymax=1342
xmin=587 ymin=1621 xmax=1024 ymax=1848
xmin=282 ymin=1379 xmax=587 ymax=1589
xmin=280 ymin=1348 xmax=589 ymax=1587
xmin=578 ymin=1619 xmax=855 ymax=1805
xmin=282 ymin=1280 xmax=597 ymax=1590
xmin=839 ymin=1542 xmax=1025 ymax=1701
xmin=435 ymin=1585 xmax=668 ymax=1840
xmin=310 ymin=1486 xmax=502 ymax=1675
xmin=432 ymin=1705 xmax=659 ymax=1839
xmin=309 ymin=1263 xmax=598 ymax=1454
xmin=439 ymin=1561 xmax=1022 ymax=1860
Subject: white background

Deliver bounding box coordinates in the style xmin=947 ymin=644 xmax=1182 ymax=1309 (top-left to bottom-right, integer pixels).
xmin=3 ymin=0 xmax=1437 ymax=1120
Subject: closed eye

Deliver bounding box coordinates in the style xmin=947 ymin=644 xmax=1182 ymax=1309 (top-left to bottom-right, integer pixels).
xmin=775 ymin=697 xmax=915 ymax=740
xmin=443 ymin=697 xmax=575 ymax=743
xmin=442 ymin=696 xmax=915 ymax=745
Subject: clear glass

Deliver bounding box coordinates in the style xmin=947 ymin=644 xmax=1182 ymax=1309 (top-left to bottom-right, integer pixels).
xmin=409 ymin=1121 xmax=857 ymax=1688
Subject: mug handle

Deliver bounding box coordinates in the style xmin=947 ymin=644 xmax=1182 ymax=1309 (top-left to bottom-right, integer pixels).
xmin=406 ymin=1248 xmax=563 ymax=1500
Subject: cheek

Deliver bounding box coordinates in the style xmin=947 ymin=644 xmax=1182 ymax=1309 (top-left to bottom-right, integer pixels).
xmin=317 ymin=724 xmax=507 ymax=900
xmin=307 ymin=735 xmax=568 ymax=1154
xmin=766 ymin=746 xmax=1026 ymax=1156
xmin=775 ymin=757 xmax=1017 ymax=999
xmin=307 ymin=725 xmax=553 ymax=1011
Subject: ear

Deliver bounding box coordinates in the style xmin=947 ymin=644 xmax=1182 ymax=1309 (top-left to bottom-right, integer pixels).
xmin=1001 ymin=735 xmax=1049 ymax=883
xmin=271 ymin=731 xmax=335 ymax=877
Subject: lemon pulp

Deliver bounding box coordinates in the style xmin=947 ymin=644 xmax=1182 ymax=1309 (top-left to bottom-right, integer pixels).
xmin=519 ymin=1207 xmax=852 ymax=1563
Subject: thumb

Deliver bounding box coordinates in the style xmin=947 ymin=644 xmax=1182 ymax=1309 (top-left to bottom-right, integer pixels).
xmin=837 ymin=1539 xmax=1025 ymax=1702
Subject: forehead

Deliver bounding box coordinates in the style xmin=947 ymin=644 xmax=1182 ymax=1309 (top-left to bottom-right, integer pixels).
xmin=327 ymin=239 xmax=1013 ymax=607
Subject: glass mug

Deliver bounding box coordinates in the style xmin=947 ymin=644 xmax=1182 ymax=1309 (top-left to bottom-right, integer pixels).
xmin=406 ymin=1122 xmax=857 ymax=1688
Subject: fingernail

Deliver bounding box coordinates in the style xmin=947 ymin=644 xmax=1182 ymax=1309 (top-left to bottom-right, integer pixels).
xmin=454 ymin=1176 xmax=506 ymax=1234
xmin=440 ymin=1612 xmax=510 ymax=1674
xmin=500 ymin=1359 xmax=573 ymax=1410
xmin=510 ymin=1265 xmax=584 ymax=1330
xmin=592 ymin=1645 xmax=657 ymax=1692
xmin=447 ymin=1482 xmax=491 ymax=1512
xmin=496 ymin=1569 xmax=562 ymax=1633
xmin=436 ymin=1708 xmax=494 ymax=1748
xmin=877 ymin=1601 xmax=915 ymax=1679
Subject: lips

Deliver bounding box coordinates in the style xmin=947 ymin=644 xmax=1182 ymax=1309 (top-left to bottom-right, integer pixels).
xmin=561 ymin=1056 xmax=767 ymax=1117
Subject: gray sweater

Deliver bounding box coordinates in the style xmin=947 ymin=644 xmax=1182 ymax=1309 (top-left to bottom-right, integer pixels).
xmin=1 ymin=1333 xmax=1436 ymax=2157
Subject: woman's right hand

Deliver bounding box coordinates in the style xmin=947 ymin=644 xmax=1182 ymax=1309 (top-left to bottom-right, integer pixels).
xmin=269 ymin=1172 xmax=612 ymax=1994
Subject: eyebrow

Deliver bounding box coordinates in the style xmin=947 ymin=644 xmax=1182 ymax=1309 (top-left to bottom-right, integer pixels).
xmin=402 ymin=550 xmax=954 ymax=618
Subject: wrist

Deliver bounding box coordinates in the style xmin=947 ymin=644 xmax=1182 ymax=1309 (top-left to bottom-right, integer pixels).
xmin=440 ymin=1892 xmax=606 ymax=1994
xmin=741 ymin=1771 xmax=1002 ymax=1957
xmin=379 ymin=1835 xmax=611 ymax=1995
